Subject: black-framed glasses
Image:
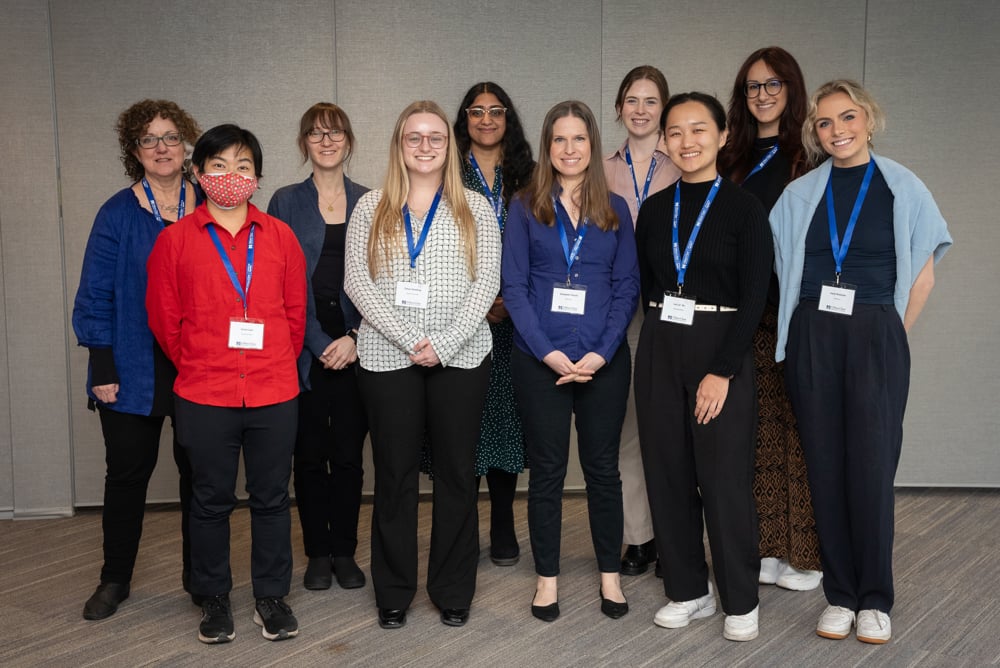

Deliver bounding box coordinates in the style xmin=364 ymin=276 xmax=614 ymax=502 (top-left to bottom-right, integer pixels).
xmin=466 ymin=106 xmax=507 ymax=119
xmin=306 ymin=129 xmax=346 ymax=143
xmin=403 ymin=132 xmax=447 ymax=149
xmin=744 ymin=80 xmax=784 ymax=98
xmin=136 ymin=133 xmax=182 ymax=149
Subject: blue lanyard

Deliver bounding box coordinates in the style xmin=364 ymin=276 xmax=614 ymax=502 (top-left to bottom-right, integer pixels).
xmin=207 ymin=223 xmax=255 ymax=316
xmin=468 ymin=153 xmax=504 ymax=229
xmin=742 ymin=144 xmax=779 ymax=184
xmin=672 ymin=176 xmax=722 ymax=291
xmin=624 ymin=145 xmax=656 ymax=209
xmin=554 ymin=198 xmax=587 ymax=283
xmin=402 ymin=188 xmax=442 ymax=268
xmin=141 ymin=177 xmax=186 ymax=225
xmin=825 ymin=160 xmax=875 ymax=280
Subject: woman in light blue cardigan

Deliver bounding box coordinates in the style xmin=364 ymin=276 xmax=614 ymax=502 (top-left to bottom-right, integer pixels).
xmin=770 ymin=80 xmax=951 ymax=646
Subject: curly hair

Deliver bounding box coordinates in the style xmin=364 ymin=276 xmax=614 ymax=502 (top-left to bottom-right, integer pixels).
xmin=718 ymin=47 xmax=810 ymax=184
xmin=453 ymin=82 xmax=535 ymax=205
xmin=115 ymin=99 xmax=201 ymax=181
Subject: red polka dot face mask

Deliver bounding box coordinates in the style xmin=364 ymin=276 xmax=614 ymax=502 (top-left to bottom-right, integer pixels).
xmin=198 ymin=171 xmax=258 ymax=209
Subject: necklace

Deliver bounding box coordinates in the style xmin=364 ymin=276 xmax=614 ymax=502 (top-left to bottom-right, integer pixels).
xmin=314 ymin=176 xmax=345 ymax=212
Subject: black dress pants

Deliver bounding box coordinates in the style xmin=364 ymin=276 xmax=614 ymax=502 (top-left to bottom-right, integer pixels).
xmin=634 ymin=312 xmax=760 ymax=616
xmin=511 ymin=344 xmax=629 ymax=577
xmin=294 ymin=357 xmax=368 ymax=558
xmin=357 ymin=357 xmax=490 ymax=610
xmin=785 ymin=302 xmax=909 ymax=614
xmin=97 ymin=407 xmax=192 ymax=585
xmin=175 ymin=396 xmax=296 ymax=599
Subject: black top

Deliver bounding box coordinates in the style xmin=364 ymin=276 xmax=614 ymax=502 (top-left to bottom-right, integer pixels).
xmin=313 ymin=223 xmax=347 ymax=301
xmin=635 ymin=177 xmax=773 ymax=377
xmin=740 ymin=136 xmax=792 ymax=213
xmin=801 ymin=162 xmax=896 ymax=304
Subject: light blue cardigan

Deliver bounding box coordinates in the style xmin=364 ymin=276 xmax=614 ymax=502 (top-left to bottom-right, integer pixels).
xmin=769 ymin=153 xmax=952 ymax=362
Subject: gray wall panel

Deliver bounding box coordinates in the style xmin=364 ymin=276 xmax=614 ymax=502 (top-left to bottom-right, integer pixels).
xmin=866 ymin=0 xmax=1000 ymax=485
xmin=0 ymin=0 xmax=73 ymax=516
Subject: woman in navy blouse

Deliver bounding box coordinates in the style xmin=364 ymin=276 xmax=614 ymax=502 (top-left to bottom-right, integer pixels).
xmin=502 ymin=100 xmax=639 ymax=623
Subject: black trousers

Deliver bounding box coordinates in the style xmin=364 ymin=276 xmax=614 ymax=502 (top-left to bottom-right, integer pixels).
xmin=634 ymin=312 xmax=760 ymax=616
xmin=785 ymin=302 xmax=909 ymax=614
xmin=511 ymin=344 xmax=629 ymax=577
xmin=97 ymin=407 xmax=192 ymax=584
xmin=174 ymin=396 xmax=296 ymax=599
xmin=357 ymin=357 xmax=490 ymax=610
xmin=294 ymin=357 xmax=368 ymax=558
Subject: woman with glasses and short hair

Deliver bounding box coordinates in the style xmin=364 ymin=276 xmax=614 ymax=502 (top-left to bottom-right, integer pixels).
xmin=344 ymin=101 xmax=501 ymax=629
xmin=718 ymin=47 xmax=823 ymax=593
xmin=74 ymin=99 xmax=200 ymax=620
xmin=268 ymin=103 xmax=370 ymax=592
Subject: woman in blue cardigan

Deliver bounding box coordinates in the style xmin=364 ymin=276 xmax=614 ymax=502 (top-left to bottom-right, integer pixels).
xmin=268 ymin=103 xmax=370 ymax=591
xmin=73 ymin=99 xmax=201 ymax=620
xmin=770 ymin=80 xmax=952 ymax=644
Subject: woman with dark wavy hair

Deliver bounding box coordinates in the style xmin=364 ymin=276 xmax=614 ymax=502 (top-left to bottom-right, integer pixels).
xmin=719 ymin=46 xmax=822 ymax=593
xmin=450 ymin=82 xmax=535 ymax=566
xmin=74 ymin=99 xmax=200 ymax=620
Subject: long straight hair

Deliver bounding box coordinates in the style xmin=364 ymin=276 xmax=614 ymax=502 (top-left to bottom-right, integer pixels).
xmin=527 ymin=101 xmax=619 ymax=232
xmin=718 ymin=46 xmax=810 ymax=184
xmin=368 ymin=100 xmax=477 ymax=280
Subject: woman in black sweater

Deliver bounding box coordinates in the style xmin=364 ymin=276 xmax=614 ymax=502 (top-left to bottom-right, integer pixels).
xmin=634 ymin=92 xmax=772 ymax=642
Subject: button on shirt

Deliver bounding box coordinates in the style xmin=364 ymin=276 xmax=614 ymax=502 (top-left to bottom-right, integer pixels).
xmin=502 ymin=193 xmax=639 ymax=363
xmin=146 ymin=202 xmax=307 ymax=407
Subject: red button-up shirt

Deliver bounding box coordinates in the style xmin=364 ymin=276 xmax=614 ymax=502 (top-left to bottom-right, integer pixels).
xmin=146 ymin=202 xmax=307 ymax=408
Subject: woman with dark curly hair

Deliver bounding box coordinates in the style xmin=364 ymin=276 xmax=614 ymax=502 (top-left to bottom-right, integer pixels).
xmin=73 ymin=99 xmax=200 ymax=620
xmin=718 ymin=46 xmax=822 ymax=593
xmin=452 ymin=82 xmax=535 ymax=566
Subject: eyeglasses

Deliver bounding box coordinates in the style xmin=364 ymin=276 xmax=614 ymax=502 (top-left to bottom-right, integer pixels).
xmin=306 ymin=129 xmax=346 ymax=143
xmin=466 ymin=106 xmax=508 ymax=119
xmin=403 ymin=132 xmax=448 ymax=149
xmin=744 ymin=80 xmax=785 ymax=98
xmin=136 ymin=133 xmax=182 ymax=149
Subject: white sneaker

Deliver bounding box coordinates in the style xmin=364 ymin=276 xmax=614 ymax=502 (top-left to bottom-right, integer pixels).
xmin=856 ymin=609 xmax=891 ymax=644
xmin=723 ymin=605 xmax=759 ymax=641
xmin=776 ymin=564 xmax=823 ymax=591
xmin=816 ymin=605 xmax=855 ymax=639
xmin=759 ymin=557 xmax=784 ymax=584
xmin=653 ymin=581 xmax=717 ymax=629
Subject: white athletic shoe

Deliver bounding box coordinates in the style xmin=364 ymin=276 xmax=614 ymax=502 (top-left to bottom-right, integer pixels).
xmin=856 ymin=609 xmax=891 ymax=644
xmin=653 ymin=581 xmax=717 ymax=629
xmin=816 ymin=604 xmax=856 ymax=640
xmin=759 ymin=557 xmax=784 ymax=584
xmin=776 ymin=564 xmax=823 ymax=591
xmin=723 ymin=605 xmax=759 ymax=641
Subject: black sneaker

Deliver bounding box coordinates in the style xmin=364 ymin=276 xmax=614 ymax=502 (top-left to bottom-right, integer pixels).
xmin=198 ymin=594 xmax=235 ymax=644
xmin=253 ymin=597 xmax=299 ymax=641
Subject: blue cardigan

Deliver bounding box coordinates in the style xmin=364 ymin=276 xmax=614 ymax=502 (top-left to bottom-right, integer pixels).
xmin=73 ymin=186 xmax=187 ymax=414
xmin=267 ymin=174 xmax=369 ymax=389
xmin=769 ymin=154 xmax=952 ymax=361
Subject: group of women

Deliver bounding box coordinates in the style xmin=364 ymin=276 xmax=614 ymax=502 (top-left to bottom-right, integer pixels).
xmin=74 ymin=43 xmax=950 ymax=646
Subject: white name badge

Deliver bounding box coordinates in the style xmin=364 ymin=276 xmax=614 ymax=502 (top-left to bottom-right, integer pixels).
xmin=551 ymin=283 xmax=587 ymax=315
xmin=229 ymin=318 xmax=264 ymax=349
xmin=660 ymin=292 xmax=696 ymax=326
xmin=395 ymin=281 xmax=429 ymax=309
xmin=818 ymin=281 xmax=856 ymax=316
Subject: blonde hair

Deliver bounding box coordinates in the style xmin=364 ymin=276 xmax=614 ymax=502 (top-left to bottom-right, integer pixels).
xmin=368 ymin=100 xmax=477 ymax=280
xmin=803 ymin=79 xmax=886 ymax=164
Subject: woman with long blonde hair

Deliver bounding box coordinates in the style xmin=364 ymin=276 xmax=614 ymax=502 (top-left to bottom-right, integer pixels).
xmin=344 ymin=100 xmax=501 ymax=629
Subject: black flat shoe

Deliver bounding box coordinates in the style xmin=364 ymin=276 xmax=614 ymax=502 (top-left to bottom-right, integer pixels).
xmin=490 ymin=545 xmax=520 ymax=567
xmin=531 ymin=592 xmax=560 ymax=622
xmin=304 ymin=556 xmax=333 ymax=590
xmin=621 ymin=539 xmax=657 ymax=576
xmin=440 ymin=608 xmax=470 ymax=626
xmin=332 ymin=556 xmax=366 ymax=589
xmin=378 ymin=607 xmax=407 ymax=629
xmin=83 ymin=582 xmax=130 ymax=620
xmin=599 ymin=587 xmax=629 ymax=619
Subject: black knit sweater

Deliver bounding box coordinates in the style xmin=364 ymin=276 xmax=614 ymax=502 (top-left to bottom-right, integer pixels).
xmin=635 ymin=176 xmax=773 ymax=377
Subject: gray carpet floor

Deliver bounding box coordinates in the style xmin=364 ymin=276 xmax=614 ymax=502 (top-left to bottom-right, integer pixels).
xmin=1 ymin=488 xmax=998 ymax=667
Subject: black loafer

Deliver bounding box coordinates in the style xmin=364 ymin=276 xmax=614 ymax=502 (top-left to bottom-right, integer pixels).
xmin=490 ymin=544 xmax=520 ymax=567
xmin=83 ymin=582 xmax=130 ymax=620
xmin=440 ymin=608 xmax=470 ymax=626
xmin=599 ymin=587 xmax=629 ymax=619
xmin=378 ymin=607 xmax=407 ymax=629
xmin=621 ymin=539 xmax=657 ymax=576
xmin=304 ymin=556 xmax=333 ymax=590
xmin=333 ymin=556 xmax=366 ymax=589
